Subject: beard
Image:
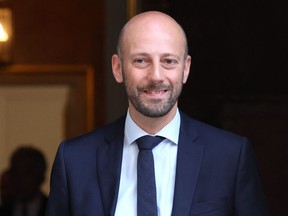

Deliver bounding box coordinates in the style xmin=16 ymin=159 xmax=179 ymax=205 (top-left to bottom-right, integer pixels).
xmin=124 ymin=80 xmax=183 ymax=118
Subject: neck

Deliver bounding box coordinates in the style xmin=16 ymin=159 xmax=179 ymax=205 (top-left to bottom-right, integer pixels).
xmin=129 ymin=105 xmax=178 ymax=134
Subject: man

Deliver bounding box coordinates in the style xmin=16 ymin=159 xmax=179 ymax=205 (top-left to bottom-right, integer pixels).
xmin=46 ymin=11 xmax=269 ymax=215
xmin=0 ymin=146 xmax=48 ymax=216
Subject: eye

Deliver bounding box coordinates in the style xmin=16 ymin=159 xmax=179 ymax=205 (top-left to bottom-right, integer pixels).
xmin=165 ymin=59 xmax=177 ymax=64
xmin=134 ymin=58 xmax=145 ymax=64
xmin=132 ymin=57 xmax=150 ymax=68
xmin=161 ymin=58 xmax=179 ymax=69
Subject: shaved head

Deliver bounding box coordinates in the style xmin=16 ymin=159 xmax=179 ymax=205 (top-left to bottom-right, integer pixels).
xmin=117 ymin=11 xmax=188 ymax=59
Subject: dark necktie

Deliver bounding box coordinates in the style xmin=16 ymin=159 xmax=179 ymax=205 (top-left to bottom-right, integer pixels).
xmin=136 ymin=135 xmax=164 ymax=216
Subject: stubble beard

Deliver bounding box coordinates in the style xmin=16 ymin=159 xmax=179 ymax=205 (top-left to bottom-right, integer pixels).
xmin=125 ymin=81 xmax=183 ymax=118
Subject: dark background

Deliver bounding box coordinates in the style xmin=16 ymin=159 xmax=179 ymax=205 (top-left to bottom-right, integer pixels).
xmin=140 ymin=0 xmax=288 ymax=215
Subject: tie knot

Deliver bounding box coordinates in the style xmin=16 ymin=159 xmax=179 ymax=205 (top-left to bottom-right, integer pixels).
xmin=136 ymin=135 xmax=164 ymax=150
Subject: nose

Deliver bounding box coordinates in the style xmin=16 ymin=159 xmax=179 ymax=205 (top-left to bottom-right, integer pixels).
xmin=147 ymin=62 xmax=164 ymax=83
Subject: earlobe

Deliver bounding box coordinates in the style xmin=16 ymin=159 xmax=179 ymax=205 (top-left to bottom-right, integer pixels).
xmin=112 ymin=54 xmax=124 ymax=83
xmin=183 ymin=55 xmax=191 ymax=84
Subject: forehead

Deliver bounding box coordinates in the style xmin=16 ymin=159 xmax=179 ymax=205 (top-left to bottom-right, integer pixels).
xmin=121 ymin=14 xmax=186 ymax=56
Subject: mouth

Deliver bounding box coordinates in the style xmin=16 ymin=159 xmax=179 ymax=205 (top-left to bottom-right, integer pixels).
xmin=144 ymin=89 xmax=167 ymax=96
xmin=138 ymin=84 xmax=170 ymax=99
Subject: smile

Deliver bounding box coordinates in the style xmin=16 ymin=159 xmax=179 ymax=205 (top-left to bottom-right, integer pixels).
xmin=143 ymin=90 xmax=167 ymax=98
xmin=145 ymin=90 xmax=166 ymax=94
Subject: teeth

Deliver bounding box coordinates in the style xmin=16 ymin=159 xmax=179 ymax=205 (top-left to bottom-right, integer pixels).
xmin=146 ymin=90 xmax=165 ymax=94
xmin=146 ymin=90 xmax=164 ymax=94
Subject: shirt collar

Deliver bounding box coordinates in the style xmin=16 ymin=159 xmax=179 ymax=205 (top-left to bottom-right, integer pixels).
xmin=124 ymin=109 xmax=181 ymax=145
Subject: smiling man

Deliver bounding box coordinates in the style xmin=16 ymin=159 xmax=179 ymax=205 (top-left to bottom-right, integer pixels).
xmin=111 ymin=11 xmax=191 ymax=134
xmin=46 ymin=11 xmax=269 ymax=216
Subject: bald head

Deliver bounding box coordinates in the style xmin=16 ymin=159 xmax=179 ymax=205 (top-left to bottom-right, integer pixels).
xmin=117 ymin=11 xmax=188 ymax=59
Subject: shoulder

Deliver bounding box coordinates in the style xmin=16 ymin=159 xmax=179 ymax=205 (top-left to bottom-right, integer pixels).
xmin=180 ymin=111 xmax=248 ymax=150
xmin=57 ymin=115 xmax=126 ymax=154
xmin=179 ymin=111 xmax=255 ymax=170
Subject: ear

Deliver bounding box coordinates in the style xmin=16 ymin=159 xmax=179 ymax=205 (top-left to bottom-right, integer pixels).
xmin=112 ymin=54 xmax=124 ymax=83
xmin=182 ymin=55 xmax=191 ymax=84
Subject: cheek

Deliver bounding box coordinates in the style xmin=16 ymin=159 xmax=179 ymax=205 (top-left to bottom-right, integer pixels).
xmin=178 ymin=68 xmax=188 ymax=84
xmin=123 ymin=68 xmax=145 ymax=85
xmin=167 ymin=71 xmax=185 ymax=85
xmin=123 ymin=73 xmax=137 ymax=92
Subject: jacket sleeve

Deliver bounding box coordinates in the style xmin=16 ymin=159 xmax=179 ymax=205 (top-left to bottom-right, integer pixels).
xmin=46 ymin=142 xmax=71 ymax=216
xmin=234 ymin=137 xmax=270 ymax=215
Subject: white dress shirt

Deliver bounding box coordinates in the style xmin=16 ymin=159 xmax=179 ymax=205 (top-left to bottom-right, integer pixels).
xmin=115 ymin=109 xmax=180 ymax=216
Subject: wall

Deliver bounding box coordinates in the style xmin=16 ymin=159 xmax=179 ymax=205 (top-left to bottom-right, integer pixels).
xmin=104 ymin=0 xmax=128 ymax=123
xmin=8 ymin=0 xmax=103 ymax=65
xmin=0 ymin=0 xmax=113 ymax=197
xmin=0 ymin=86 xmax=69 ymax=195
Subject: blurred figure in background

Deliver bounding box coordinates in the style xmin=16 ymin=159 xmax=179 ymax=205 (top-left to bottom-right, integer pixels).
xmin=0 ymin=146 xmax=48 ymax=216
xmin=0 ymin=169 xmax=13 ymax=206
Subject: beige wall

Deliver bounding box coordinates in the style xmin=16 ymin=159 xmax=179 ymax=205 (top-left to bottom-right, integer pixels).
xmin=0 ymin=85 xmax=69 ymax=195
xmin=0 ymin=0 xmax=128 ymax=198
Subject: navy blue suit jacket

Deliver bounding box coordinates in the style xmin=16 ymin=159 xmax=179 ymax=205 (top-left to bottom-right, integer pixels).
xmin=46 ymin=112 xmax=269 ymax=216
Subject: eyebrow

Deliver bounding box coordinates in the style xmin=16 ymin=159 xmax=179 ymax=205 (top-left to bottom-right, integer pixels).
xmin=161 ymin=53 xmax=182 ymax=61
xmin=130 ymin=52 xmax=182 ymax=60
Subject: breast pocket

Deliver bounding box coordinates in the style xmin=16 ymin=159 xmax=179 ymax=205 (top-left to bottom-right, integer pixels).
xmin=189 ymin=197 xmax=231 ymax=216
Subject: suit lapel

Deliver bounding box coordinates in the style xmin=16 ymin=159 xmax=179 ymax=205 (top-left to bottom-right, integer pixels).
xmin=96 ymin=116 xmax=125 ymax=216
xmin=95 ymin=113 xmax=204 ymax=215
xmin=171 ymin=113 xmax=204 ymax=216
